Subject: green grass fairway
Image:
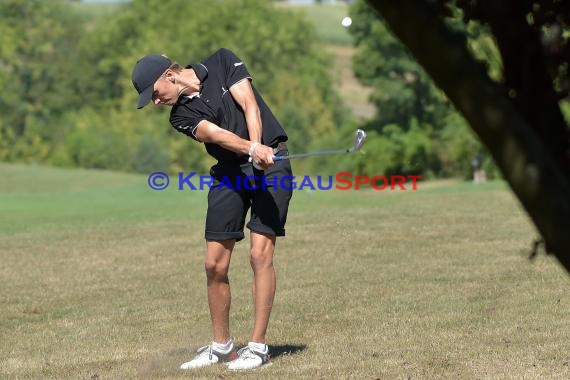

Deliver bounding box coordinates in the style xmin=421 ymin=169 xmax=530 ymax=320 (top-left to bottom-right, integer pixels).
xmin=1 ymin=163 xmax=569 ymax=379
xmin=275 ymin=2 xmax=353 ymax=45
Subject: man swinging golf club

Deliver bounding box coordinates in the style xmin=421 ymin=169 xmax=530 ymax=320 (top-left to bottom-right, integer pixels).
xmin=132 ymin=48 xmax=293 ymax=371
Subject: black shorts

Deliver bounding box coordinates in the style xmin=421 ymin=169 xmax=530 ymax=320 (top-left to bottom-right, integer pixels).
xmin=205 ymin=154 xmax=293 ymax=242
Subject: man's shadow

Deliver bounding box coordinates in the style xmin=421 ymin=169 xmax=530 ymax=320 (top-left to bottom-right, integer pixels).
xmin=270 ymin=344 xmax=307 ymax=359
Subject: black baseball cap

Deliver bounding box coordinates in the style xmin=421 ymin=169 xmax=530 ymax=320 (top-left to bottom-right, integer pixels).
xmin=131 ymin=54 xmax=172 ymax=109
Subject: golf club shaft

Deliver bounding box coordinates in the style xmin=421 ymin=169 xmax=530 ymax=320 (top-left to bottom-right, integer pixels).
xmin=273 ymin=148 xmax=351 ymax=161
xmin=272 ymin=128 xmax=367 ymax=161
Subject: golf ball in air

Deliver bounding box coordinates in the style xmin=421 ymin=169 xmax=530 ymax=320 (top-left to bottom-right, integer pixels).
xmin=341 ymin=16 xmax=352 ymax=28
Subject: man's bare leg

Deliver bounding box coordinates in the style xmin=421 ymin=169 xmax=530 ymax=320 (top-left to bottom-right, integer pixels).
xmin=249 ymin=231 xmax=276 ymax=343
xmin=205 ymin=239 xmax=235 ymax=343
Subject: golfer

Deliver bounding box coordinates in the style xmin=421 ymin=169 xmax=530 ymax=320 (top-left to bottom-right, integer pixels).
xmin=131 ymin=48 xmax=293 ymax=370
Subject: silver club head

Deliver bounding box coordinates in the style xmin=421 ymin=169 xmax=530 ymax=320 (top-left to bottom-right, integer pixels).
xmin=352 ymin=129 xmax=367 ymax=152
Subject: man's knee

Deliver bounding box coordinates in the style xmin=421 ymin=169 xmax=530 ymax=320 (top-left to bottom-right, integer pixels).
xmin=250 ymin=247 xmax=274 ymax=271
xmin=205 ymin=257 xmax=229 ymax=280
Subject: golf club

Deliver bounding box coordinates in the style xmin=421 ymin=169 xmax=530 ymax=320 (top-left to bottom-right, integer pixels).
xmin=273 ymin=129 xmax=367 ymax=161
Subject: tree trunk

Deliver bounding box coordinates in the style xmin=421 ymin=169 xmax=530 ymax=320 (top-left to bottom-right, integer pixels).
xmin=366 ymin=0 xmax=570 ymax=272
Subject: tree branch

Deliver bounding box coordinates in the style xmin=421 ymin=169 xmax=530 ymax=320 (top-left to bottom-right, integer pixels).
xmin=367 ymin=0 xmax=570 ymax=272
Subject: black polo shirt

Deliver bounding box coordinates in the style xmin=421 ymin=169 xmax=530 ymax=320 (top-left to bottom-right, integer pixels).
xmin=169 ymin=48 xmax=288 ymax=162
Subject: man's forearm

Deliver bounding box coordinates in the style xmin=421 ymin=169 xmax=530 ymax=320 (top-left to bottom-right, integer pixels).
xmin=228 ymin=79 xmax=262 ymax=144
xmin=195 ymin=120 xmax=253 ymax=155
xmin=195 ymin=119 xmax=274 ymax=168
xmin=244 ymin=107 xmax=262 ymax=144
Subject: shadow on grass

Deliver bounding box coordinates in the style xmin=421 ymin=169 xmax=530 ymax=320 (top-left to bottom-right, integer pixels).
xmin=270 ymin=344 xmax=307 ymax=359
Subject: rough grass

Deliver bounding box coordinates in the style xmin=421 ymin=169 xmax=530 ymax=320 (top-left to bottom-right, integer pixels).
xmin=325 ymin=44 xmax=375 ymax=120
xmin=1 ymin=163 xmax=569 ymax=379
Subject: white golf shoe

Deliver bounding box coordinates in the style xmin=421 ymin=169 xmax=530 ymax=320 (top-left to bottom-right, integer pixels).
xmin=227 ymin=343 xmax=270 ymax=371
xmin=180 ymin=342 xmax=237 ymax=370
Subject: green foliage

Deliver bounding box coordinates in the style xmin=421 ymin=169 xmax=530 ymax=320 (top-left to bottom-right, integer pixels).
xmin=306 ymin=121 xmax=362 ymax=174
xmin=437 ymin=113 xmax=482 ymax=178
xmin=464 ymin=23 xmax=503 ymax=82
xmin=357 ymin=120 xmax=435 ymax=177
xmin=65 ymin=109 xmax=132 ymax=171
xmin=0 ymin=0 xmax=507 ymax=180
xmin=347 ymin=0 xmax=501 ymax=178
xmin=561 ymin=100 xmax=570 ymax=126
xmin=439 ymin=5 xmax=504 ymax=83
xmin=349 ymin=0 xmax=451 ymax=129
xmin=132 ymin=134 xmax=170 ymax=174
xmin=0 ymin=0 xmax=82 ymax=162
xmin=0 ymin=0 xmax=345 ymax=174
